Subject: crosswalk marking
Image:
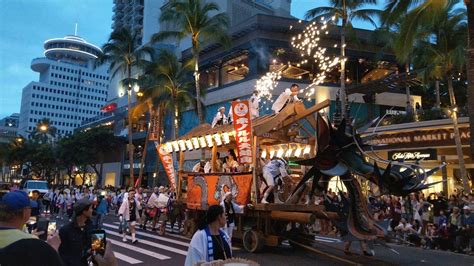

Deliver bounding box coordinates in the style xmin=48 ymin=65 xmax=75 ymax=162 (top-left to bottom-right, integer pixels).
xmin=113 ymin=221 xmax=191 ymax=241
xmin=113 ymin=252 xmax=143 ymax=264
xmin=104 ymin=223 xmax=190 ymax=247
xmin=106 ymin=229 xmax=188 ymax=256
xmin=314 ymin=235 xmax=341 ymax=243
xmin=109 ymin=239 xmax=171 ymax=260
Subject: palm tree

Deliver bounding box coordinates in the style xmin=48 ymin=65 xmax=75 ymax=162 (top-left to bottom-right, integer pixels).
xmin=464 ymin=0 xmax=474 ymax=159
xmin=132 ymin=50 xmax=194 ymax=186
xmin=415 ymin=6 xmax=469 ymax=191
xmin=385 ymin=0 xmax=470 ymax=191
xmin=98 ymin=28 xmax=154 ymax=186
xmin=305 ymin=0 xmax=380 ymax=117
xmin=152 ymin=0 xmax=230 ymax=125
xmin=144 ymin=49 xmax=193 ymax=140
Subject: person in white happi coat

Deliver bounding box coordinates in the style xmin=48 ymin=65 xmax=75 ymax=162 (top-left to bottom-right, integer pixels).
xmin=185 ymin=205 xmax=232 ymax=266
xmin=211 ymin=107 xmax=227 ymax=128
xmin=227 ymin=99 xmax=239 ymax=124
xmin=118 ymin=188 xmax=141 ymax=243
xmin=220 ymin=191 xmax=244 ymax=240
xmin=261 ymin=158 xmax=289 ymax=204
xmin=249 ymin=90 xmax=260 ymax=119
xmin=271 ymin=84 xmax=300 ymax=114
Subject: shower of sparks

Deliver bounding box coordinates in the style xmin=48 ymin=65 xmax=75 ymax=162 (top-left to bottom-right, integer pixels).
xmin=255 ymin=71 xmax=282 ymax=101
xmin=291 ymin=16 xmax=340 ymax=100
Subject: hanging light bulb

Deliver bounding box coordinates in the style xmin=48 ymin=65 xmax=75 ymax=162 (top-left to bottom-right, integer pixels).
xmin=303 ymin=145 xmax=311 ymax=155
xmin=171 ymin=141 xmax=180 ymax=152
xmin=165 ymin=142 xmax=173 ymax=153
xmin=185 ymin=139 xmax=194 ymax=150
xmin=269 ymin=149 xmax=275 ymax=159
xmin=178 ymin=140 xmax=186 ymax=151
xmin=205 ymin=135 xmax=214 ymax=147
xmin=222 ymin=132 xmax=230 ymax=144
xmin=192 ymin=137 xmax=200 ymax=149
xmin=214 ymin=134 xmax=222 ymax=146
xmin=277 ymin=147 xmax=284 ymax=158
xmin=199 ymin=136 xmax=207 ymax=148
xmin=294 ymin=145 xmax=302 ymax=158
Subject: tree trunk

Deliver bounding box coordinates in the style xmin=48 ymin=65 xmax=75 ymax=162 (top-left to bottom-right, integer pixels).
xmin=448 ymin=76 xmax=469 ymax=192
xmin=136 ymin=106 xmax=153 ymax=188
xmin=193 ymin=46 xmax=203 ymax=124
xmin=435 ymin=79 xmax=441 ymax=109
xmin=127 ymin=65 xmax=135 ymax=187
xmin=340 ymin=18 xmax=347 ymax=117
xmin=465 ymin=0 xmax=474 ymax=159
xmin=405 ymin=63 xmax=414 ymax=115
xmin=173 ymin=95 xmax=179 ymax=140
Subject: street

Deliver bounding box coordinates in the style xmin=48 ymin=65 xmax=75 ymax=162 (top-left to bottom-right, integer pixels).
xmin=51 ymin=213 xmax=474 ymax=266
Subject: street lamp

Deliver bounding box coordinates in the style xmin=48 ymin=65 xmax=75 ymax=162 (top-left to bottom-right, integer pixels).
xmin=39 ymin=124 xmax=48 ymax=132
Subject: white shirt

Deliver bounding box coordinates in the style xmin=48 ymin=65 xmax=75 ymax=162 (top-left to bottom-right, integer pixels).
xmin=211 ymin=111 xmax=227 ymax=128
xmin=271 ymin=88 xmax=299 ymax=113
xmin=185 ymin=229 xmax=232 ymax=266
xmin=263 ymin=159 xmax=288 ymax=178
xmin=249 ymin=94 xmax=260 ymax=119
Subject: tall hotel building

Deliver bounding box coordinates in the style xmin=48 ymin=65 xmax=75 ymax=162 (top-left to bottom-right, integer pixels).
xmin=18 ymin=35 xmax=109 ymax=138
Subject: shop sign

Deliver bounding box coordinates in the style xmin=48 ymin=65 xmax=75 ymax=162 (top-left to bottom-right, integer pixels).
xmin=149 ymin=111 xmax=159 ymax=141
xmin=123 ymin=163 xmax=143 ymax=169
xmin=232 ymin=100 xmax=253 ymax=164
xmin=370 ymin=127 xmax=470 ymax=149
xmin=388 ymin=149 xmax=437 ymax=161
xmin=157 ymin=143 xmax=176 ymax=189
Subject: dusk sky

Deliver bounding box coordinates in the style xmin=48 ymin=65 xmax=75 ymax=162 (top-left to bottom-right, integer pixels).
xmin=0 ymin=0 xmax=378 ymax=119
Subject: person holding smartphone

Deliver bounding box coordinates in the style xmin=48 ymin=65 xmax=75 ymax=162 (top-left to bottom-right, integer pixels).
xmin=58 ymin=198 xmax=95 ymax=266
xmin=118 ymin=188 xmax=141 ymax=243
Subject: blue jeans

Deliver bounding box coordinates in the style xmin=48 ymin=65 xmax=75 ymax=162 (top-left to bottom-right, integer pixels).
xmin=95 ymin=213 xmax=105 ymax=229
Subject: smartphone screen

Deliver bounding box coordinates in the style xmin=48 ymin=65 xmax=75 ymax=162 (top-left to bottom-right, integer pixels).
xmin=36 ymin=220 xmax=49 ymax=241
xmin=91 ymin=230 xmax=106 ymax=255
xmin=48 ymin=221 xmax=57 ymax=235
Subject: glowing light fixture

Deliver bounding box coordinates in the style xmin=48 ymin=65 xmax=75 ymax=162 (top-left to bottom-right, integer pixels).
xmin=171 ymin=141 xmax=179 ymax=152
xmin=277 ymin=147 xmax=284 ymax=158
xmin=213 ymin=134 xmax=222 ymax=146
xmin=191 ymin=137 xmax=200 ymax=149
xmin=222 ymin=132 xmax=230 ymax=144
xmin=261 ymin=149 xmax=267 ymax=159
xmin=294 ymin=146 xmax=302 ymax=158
xmin=165 ymin=143 xmax=173 ymax=153
xmin=269 ymin=150 xmax=275 ymax=159
xmin=185 ymin=140 xmax=194 ymax=150
xmin=205 ymin=135 xmax=214 ymax=147
xmin=285 ymin=147 xmax=293 ymax=158
xmin=199 ymin=137 xmax=207 ymax=148
xmin=178 ymin=140 xmax=186 ymax=151
xmin=303 ymin=145 xmax=311 ymax=155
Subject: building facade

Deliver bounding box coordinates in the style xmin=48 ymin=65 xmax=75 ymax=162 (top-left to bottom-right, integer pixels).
xmin=18 ymin=35 xmax=109 ymax=138
xmin=0 ymin=113 xmax=19 ymax=144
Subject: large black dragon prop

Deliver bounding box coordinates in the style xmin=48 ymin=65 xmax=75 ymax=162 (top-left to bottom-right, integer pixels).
xmin=288 ymin=113 xmax=444 ymax=240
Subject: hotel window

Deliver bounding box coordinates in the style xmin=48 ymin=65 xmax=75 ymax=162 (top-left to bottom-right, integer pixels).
xmin=268 ymin=49 xmax=313 ymax=80
xmin=220 ymin=53 xmax=249 ymax=85
xmin=201 ymin=66 xmax=218 ymax=89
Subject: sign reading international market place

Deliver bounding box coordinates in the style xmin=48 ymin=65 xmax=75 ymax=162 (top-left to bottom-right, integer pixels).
xmin=388 ymin=149 xmax=437 ymax=161
xmin=232 ymin=100 xmax=253 ymax=164
xmin=156 ymin=143 xmax=176 ymax=189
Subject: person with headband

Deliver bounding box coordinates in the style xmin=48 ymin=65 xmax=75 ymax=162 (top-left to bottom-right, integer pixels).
xmin=185 ymin=205 xmax=232 ymax=265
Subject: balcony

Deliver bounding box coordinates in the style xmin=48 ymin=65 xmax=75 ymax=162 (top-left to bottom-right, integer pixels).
xmin=31 ymin=57 xmax=51 ymax=72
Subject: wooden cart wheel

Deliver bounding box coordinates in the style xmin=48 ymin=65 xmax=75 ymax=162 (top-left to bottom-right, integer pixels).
xmin=242 ymin=229 xmax=265 ymax=253
xmin=183 ymin=219 xmax=196 ymax=238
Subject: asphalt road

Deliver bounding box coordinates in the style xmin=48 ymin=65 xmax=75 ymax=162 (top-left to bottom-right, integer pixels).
xmin=51 ymin=213 xmax=473 ymax=266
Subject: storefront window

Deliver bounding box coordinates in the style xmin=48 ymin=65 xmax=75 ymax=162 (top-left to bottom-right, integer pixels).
xmin=220 ymin=54 xmax=249 ymax=85
xmin=201 ymin=67 xmax=218 ymax=89
xmin=268 ymin=48 xmax=313 ymax=80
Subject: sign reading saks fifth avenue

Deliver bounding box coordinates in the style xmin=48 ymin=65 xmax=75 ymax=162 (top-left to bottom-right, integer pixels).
xmin=369 ymin=127 xmax=470 ymax=150
xmin=388 ymin=149 xmax=437 ymax=161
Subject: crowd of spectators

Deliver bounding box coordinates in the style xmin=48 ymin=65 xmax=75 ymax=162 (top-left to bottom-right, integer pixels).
xmin=360 ymin=190 xmax=473 ymax=255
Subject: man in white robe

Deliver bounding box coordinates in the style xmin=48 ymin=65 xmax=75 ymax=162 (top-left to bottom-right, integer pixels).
xmin=249 ymin=90 xmax=260 ymax=119
xmin=271 ymin=84 xmax=300 ymax=114
xmin=211 ymin=107 xmax=227 ymax=128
